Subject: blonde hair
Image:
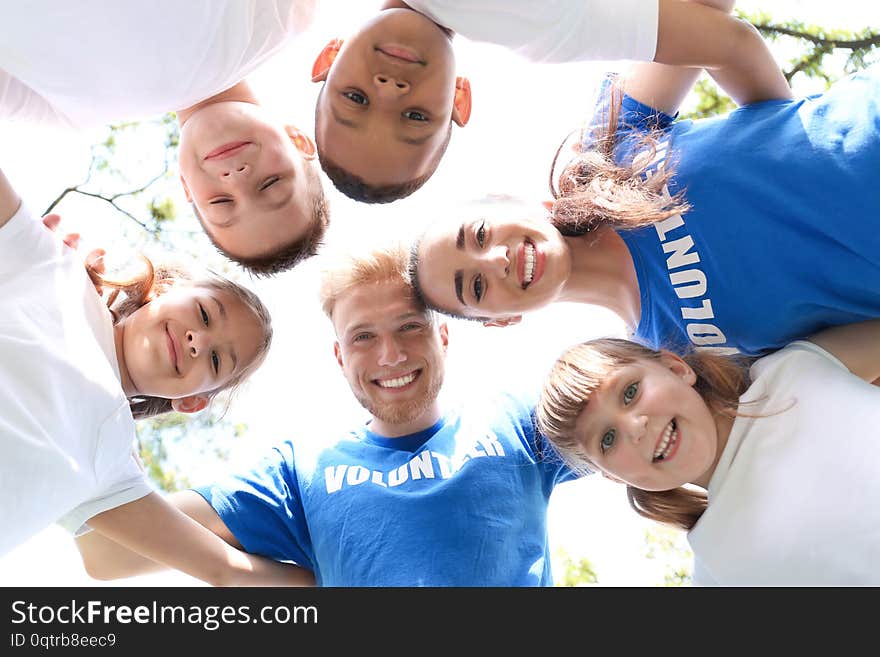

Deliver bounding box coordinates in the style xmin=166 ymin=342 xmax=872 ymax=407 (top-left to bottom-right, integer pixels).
xmin=318 ymin=241 xmax=418 ymax=319
xmin=89 ymin=256 xmax=272 ymax=420
xmin=537 ymin=338 xmax=751 ymax=531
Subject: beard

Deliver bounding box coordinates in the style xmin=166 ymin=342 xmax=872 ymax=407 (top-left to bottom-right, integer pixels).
xmin=354 ymin=370 xmax=444 ymax=428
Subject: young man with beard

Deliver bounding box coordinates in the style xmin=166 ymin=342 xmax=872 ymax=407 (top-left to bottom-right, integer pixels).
xmin=76 ymin=243 xmax=578 ymax=586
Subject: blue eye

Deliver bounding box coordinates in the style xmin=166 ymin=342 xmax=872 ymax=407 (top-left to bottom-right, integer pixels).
xmin=343 ymin=90 xmax=368 ymax=105
xmin=199 ymin=305 xmax=209 ymax=326
xmin=403 ymin=110 xmax=428 ymax=122
xmin=600 ymin=429 xmax=616 ymax=453
xmin=211 ymin=351 xmax=220 ymax=374
xmin=401 ymin=322 xmax=421 ymax=331
xmin=353 ymin=333 xmax=372 ymax=342
xmin=623 ymin=382 xmax=638 ymax=404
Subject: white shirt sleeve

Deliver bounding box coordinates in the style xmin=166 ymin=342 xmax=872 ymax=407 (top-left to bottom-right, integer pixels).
xmin=405 ymin=0 xmax=659 ymax=62
xmin=0 ymin=68 xmax=71 ymax=127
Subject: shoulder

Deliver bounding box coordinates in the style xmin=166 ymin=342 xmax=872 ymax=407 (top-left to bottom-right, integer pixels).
xmin=750 ymin=340 xmax=847 ymax=382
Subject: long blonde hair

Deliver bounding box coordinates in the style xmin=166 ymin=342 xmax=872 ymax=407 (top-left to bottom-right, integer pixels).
xmin=537 ymin=338 xmax=751 ymax=531
xmin=88 ymin=256 xmax=272 ymax=420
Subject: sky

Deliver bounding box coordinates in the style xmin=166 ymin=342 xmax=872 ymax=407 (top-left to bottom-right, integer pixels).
xmin=1 ymin=0 xmax=877 ymax=587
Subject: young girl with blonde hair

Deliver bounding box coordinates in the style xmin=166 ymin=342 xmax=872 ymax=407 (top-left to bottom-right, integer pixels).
xmin=0 ymin=168 xmax=312 ymax=586
xmin=536 ymin=320 xmax=880 ymax=585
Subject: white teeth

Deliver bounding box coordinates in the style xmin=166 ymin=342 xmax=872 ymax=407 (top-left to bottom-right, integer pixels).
xmin=376 ymin=372 xmax=417 ymax=389
xmin=653 ymin=419 xmax=677 ymax=461
xmin=523 ymin=242 xmax=536 ymax=285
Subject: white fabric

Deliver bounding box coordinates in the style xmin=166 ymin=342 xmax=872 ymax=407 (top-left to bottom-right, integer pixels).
xmin=405 ymin=0 xmax=659 ymax=63
xmin=688 ymin=341 xmax=880 ymax=585
xmin=0 ymin=0 xmax=313 ymax=128
xmin=0 ymin=203 xmax=152 ymax=555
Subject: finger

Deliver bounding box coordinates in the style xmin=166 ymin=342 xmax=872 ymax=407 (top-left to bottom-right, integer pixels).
xmin=62 ymin=233 xmax=81 ymax=250
xmin=42 ymin=213 xmax=61 ymax=232
xmin=85 ymin=248 xmax=106 ymax=272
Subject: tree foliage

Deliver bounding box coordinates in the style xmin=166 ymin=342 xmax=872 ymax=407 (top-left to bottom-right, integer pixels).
xmin=681 ymin=12 xmax=880 ymax=120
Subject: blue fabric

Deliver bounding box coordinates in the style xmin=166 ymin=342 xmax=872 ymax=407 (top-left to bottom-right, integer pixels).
xmin=594 ymin=66 xmax=880 ymax=355
xmin=194 ymin=392 xmax=577 ymax=586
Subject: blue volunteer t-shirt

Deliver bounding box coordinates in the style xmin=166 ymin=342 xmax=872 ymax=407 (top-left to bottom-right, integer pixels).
xmin=595 ymin=65 xmax=880 ymax=355
xmin=194 ymin=392 xmax=577 ymax=586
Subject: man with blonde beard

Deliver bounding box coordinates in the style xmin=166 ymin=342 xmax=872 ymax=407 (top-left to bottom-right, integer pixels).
xmin=76 ymin=243 xmax=578 ymax=586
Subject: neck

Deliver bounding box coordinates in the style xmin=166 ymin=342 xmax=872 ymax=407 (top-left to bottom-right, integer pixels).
xmin=368 ymin=402 xmax=442 ymax=438
xmin=175 ymin=80 xmax=260 ymax=126
xmin=113 ymin=322 xmax=137 ymax=397
xmin=691 ymin=411 xmax=735 ymax=490
xmin=559 ymin=227 xmax=641 ymax=329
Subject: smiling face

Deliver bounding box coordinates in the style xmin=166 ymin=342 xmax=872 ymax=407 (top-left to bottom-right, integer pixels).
xmin=313 ymin=8 xmax=466 ymax=189
xmin=332 ymin=279 xmax=448 ymax=436
xmin=178 ymin=101 xmax=317 ymax=260
xmin=415 ymin=212 xmax=571 ymax=320
xmin=116 ymin=285 xmax=264 ymax=402
xmin=573 ymin=355 xmax=719 ymax=491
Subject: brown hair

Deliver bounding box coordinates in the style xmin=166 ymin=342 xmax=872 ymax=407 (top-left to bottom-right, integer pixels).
xmin=548 ymin=78 xmax=691 ymax=237
xmin=194 ymin=162 xmax=330 ymax=276
xmin=90 ymin=256 xmax=273 ymax=420
xmin=536 ymin=337 xmax=752 ymax=531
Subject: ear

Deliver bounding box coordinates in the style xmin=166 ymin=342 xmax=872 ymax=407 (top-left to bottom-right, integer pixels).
xmin=541 ymin=200 xmax=555 ymax=214
xmin=451 ymin=76 xmax=472 ymax=127
xmin=311 ymin=39 xmax=344 ymax=83
xmin=659 ymin=350 xmax=697 ymax=386
xmin=171 ymin=395 xmax=208 ymax=414
xmin=179 ymin=174 xmax=193 ymax=202
xmin=482 ymin=315 xmax=522 ymax=328
xmin=438 ymin=322 xmax=449 ymax=352
xmin=334 ymin=341 xmax=344 ymax=370
xmin=284 ymin=125 xmax=317 ymax=160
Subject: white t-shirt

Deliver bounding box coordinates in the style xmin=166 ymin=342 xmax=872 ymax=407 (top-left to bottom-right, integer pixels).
xmin=404 ymin=0 xmax=659 ymax=63
xmin=0 ymin=0 xmax=314 ymax=128
xmin=0 ymin=203 xmax=152 ymax=555
xmin=688 ymin=341 xmax=880 ymax=585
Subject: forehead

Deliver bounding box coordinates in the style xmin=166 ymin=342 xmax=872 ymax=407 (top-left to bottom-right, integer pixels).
xmin=332 ymin=280 xmax=427 ymax=333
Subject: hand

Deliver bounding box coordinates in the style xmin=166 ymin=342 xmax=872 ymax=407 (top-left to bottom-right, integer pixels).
xmin=42 ymin=213 xmax=80 ymax=249
xmin=41 ymin=212 xmax=106 ymax=295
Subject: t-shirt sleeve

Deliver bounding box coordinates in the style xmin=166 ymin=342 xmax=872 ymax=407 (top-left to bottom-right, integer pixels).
xmin=57 ymin=457 xmax=154 ymax=537
xmin=0 ymin=200 xmax=66 ymax=280
xmin=407 ymin=0 xmax=659 ymax=62
xmin=0 ymin=69 xmax=70 ymax=127
xmin=500 ymin=391 xmax=584 ymax=486
xmin=192 ymin=442 xmax=314 ymax=569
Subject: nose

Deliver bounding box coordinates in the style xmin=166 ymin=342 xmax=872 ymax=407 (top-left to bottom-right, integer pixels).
xmin=373 ymin=73 xmax=410 ymax=99
xmin=220 ymin=163 xmax=250 ymax=179
xmin=484 ymin=244 xmax=510 ymax=278
xmin=185 ymin=329 xmax=206 ymax=358
xmin=377 ymin=334 xmax=406 ymax=367
xmin=625 ymin=413 xmax=648 ymax=444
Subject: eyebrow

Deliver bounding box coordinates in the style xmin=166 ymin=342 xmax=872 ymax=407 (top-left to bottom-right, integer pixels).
xmin=454 ymin=270 xmax=464 ymax=305
xmin=456 ymin=224 xmax=465 ymax=249
xmin=211 ymin=296 xmax=238 ymax=373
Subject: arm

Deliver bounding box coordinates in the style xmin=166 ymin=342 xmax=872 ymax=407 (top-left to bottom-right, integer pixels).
xmin=648 ymin=0 xmax=792 ymax=109
xmin=0 ymin=168 xmax=22 ymax=230
xmin=78 ymin=491 xmax=315 ymax=586
xmin=807 ymin=320 xmax=880 ymax=384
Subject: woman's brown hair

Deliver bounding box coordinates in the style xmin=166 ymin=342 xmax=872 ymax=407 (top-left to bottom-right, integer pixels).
xmin=548 ymin=76 xmax=691 ymax=237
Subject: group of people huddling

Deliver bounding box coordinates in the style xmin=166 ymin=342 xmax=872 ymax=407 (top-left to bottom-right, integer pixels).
xmin=2 ymin=0 xmax=878 ymax=586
